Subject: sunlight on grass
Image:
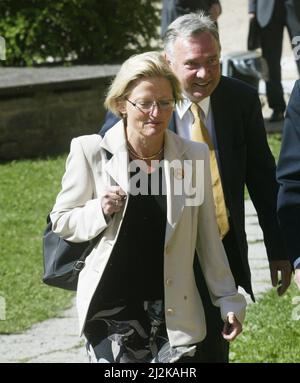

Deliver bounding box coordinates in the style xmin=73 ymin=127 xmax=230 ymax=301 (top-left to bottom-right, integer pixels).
xmin=0 ymin=155 xmax=74 ymax=333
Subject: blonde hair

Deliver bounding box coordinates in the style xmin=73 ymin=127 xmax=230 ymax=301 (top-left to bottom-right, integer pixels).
xmin=104 ymin=51 xmax=182 ymax=117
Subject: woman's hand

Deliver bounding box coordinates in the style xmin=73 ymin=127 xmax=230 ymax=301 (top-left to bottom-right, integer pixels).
xmin=222 ymin=312 xmax=243 ymax=341
xmin=101 ymin=186 xmax=126 ymax=217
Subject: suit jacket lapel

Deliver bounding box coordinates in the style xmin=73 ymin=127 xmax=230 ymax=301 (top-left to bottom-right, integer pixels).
xmin=168 ymin=111 xmax=177 ymax=133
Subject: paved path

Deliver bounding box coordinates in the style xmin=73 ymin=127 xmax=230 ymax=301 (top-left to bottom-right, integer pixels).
xmin=0 ymin=200 xmax=272 ymax=363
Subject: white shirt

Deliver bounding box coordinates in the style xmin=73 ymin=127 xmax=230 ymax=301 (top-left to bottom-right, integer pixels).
xmin=175 ymin=95 xmax=220 ymax=166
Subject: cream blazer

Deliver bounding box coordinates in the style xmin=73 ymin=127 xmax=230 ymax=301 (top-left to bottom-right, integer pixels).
xmin=50 ymin=121 xmax=246 ymax=347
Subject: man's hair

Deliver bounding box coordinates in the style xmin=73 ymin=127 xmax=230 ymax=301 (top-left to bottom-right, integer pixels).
xmin=105 ymin=51 xmax=182 ymax=117
xmin=163 ymin=12 xmax=221 ymax=57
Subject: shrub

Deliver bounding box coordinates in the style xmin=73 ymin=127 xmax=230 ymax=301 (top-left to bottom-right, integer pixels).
xmin=0 ymin=0 xmax=160 ymax=66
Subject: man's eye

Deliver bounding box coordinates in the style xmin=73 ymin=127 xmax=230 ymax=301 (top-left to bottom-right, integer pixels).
xmin=185 ymin=62 xmax=196 ymax=68
xmin=208 ymin=58 xmax=218 ymax=65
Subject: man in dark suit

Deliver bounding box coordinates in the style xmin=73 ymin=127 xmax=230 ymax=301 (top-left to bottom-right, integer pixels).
xmin=101 ymin=12 xmax=291 ymax=362
xmin=248 ymin=0 xmax=300 ymax=122
xmin=277 ymin=80 xmax=300 ymax=290
xmin=161 ymin=0 xmax=221 ymax=37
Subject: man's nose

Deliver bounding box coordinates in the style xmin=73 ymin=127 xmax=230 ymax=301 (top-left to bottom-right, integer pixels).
xmin=196 ymin=65 xmax=209 ymax=78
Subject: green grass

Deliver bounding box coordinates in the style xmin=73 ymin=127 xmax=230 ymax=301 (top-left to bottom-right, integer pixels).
xmin=230 ymin=284 xmax=300 ymax=362
xmin=267 ymin=133 xmax=282 ymax=162
xmin=0 ymin=155 xmax=74 ymax=334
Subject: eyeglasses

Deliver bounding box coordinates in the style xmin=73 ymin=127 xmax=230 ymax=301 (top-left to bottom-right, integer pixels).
xmin=126 ymin=98 xmax=175 ymax=112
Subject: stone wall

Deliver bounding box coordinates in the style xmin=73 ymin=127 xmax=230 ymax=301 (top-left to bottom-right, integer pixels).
xmin=0 ymin=66 xmax=120 ymax=160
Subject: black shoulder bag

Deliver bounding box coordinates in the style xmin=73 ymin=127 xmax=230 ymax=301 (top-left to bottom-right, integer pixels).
xmin=42 ymin=145 xmax=112 ymax=290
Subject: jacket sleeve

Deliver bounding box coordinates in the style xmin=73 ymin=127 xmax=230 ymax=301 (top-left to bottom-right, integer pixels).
xmin=277 ymin=80 xmax=300 ymax=265
xmin=50 ymin=137 xmax=109 ymax=242
xmin=196 ymin=146 xmax=247 ymax=324
xmin=245 ymin=91 xmax=288 ymax=261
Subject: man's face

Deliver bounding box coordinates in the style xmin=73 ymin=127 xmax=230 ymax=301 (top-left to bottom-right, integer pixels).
xmin=167 ymin=32 xmax=221 ymax=102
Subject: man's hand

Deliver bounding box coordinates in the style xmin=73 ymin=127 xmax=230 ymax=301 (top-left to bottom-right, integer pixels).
xmin=209 ymin=3 xmax=222 ymax=21
xmin=269 ymin=260 xmax=292 ymax=296
xmin=294 ymin=267 xmax=300 ymax=290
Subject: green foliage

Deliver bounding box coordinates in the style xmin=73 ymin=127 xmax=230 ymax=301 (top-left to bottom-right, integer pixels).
xmin=230 ymin=284 xmax=300 ymax=362
xmin=0 ymin=0 xmax=160 ymax=66
xmin=267 ymin=133 xmax=282 ymax=163
xmin=0 ymin=155 xmax=74 ymax=333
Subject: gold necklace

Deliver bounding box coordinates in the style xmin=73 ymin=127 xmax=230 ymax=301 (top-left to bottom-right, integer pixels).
xmin=127 ymin=142 xmax=164 ymax=160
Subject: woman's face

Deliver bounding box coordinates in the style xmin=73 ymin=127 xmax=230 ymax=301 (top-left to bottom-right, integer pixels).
xmin=123 ymin=76 xmax=175 ymax=140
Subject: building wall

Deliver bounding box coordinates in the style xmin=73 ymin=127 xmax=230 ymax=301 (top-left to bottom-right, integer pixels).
xmin=0 ymin=66 xmax=119 ymax=160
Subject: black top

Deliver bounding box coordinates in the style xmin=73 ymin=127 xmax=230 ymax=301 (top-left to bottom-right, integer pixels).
xmin=90 ymin=163 xmax=167 ymax=311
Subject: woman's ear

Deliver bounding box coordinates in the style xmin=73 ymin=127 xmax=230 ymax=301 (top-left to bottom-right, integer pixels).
xmin=117 ymin=99 xmax=127 ymax=117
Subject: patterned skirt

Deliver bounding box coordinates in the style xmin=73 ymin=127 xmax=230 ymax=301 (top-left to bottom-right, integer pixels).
xmin=84 ymin=300 xmax=196 ymax=363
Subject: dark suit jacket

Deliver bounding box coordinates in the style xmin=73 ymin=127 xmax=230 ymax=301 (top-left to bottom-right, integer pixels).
xmin=100 ymin=76 xmax=287 ymax=298
xmin=161 ymin=0 xmax=220 ymax=37
xmin=277 ymin=80 xmax=300 ymax=266
xmin=249 ymin=0 xmax=300 ymax=27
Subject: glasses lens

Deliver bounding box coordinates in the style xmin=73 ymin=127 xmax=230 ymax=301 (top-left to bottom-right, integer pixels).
xmin=135 ymin=100 xmax=174 ymax=111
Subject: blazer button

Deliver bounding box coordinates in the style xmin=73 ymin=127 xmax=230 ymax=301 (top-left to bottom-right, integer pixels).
xmin=166 ymin=278 xmax=173 ymax=286
xmin=166 ymin=308 xmax=174 ymax=316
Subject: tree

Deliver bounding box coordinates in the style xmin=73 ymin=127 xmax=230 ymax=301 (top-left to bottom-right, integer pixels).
xmin=0 ymin=0 xmax=160 ymax=66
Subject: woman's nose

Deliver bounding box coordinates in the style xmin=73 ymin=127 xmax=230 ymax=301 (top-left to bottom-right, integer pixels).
xmin=149 ymin=103 xmax=160 ymax=116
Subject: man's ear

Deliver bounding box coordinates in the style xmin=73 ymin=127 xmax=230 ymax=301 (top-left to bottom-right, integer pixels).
xmin=164 ymin=51 xmax=172 ymax=66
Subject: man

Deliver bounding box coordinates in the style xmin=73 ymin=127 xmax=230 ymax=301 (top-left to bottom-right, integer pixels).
xmin=161 ymin=0 xmax=222 ymax=37
xmin=101 ymin=12 xmax=291 ymax=362
xmin=248 ymin=0 xmax=300 ymax=122
xmin=277 ymin=80 xmax=300 ymax=290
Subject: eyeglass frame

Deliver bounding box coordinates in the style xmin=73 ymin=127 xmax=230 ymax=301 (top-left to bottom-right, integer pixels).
xmin=125 ymin=97 xmax=176 ymax=113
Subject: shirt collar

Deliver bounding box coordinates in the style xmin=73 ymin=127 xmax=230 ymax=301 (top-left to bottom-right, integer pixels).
xmin=176 ymin=95 xmax=211 ymax=120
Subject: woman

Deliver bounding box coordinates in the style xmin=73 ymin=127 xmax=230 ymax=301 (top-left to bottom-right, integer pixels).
xmin=50 ymin=51 xmax=246 ymax=363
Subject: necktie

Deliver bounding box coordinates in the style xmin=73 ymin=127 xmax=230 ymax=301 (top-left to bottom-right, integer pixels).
xmin=190 ymin=103 xmax=229 ymax=239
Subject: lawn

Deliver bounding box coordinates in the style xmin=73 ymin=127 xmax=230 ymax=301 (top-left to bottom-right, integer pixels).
xmin=0 ymin=155 xmax=73 ymax=333
xmin=267 ymin=133 xmax=282 ymax=161
xmin=230 ymin=284 xmax=300 ymax=362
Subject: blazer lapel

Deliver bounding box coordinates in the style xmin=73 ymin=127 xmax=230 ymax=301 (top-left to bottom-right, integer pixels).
xmin=163 ymin=131 xmax=189 ymax=245
xmin=100 ymin=120 xmax=130 ymax=193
